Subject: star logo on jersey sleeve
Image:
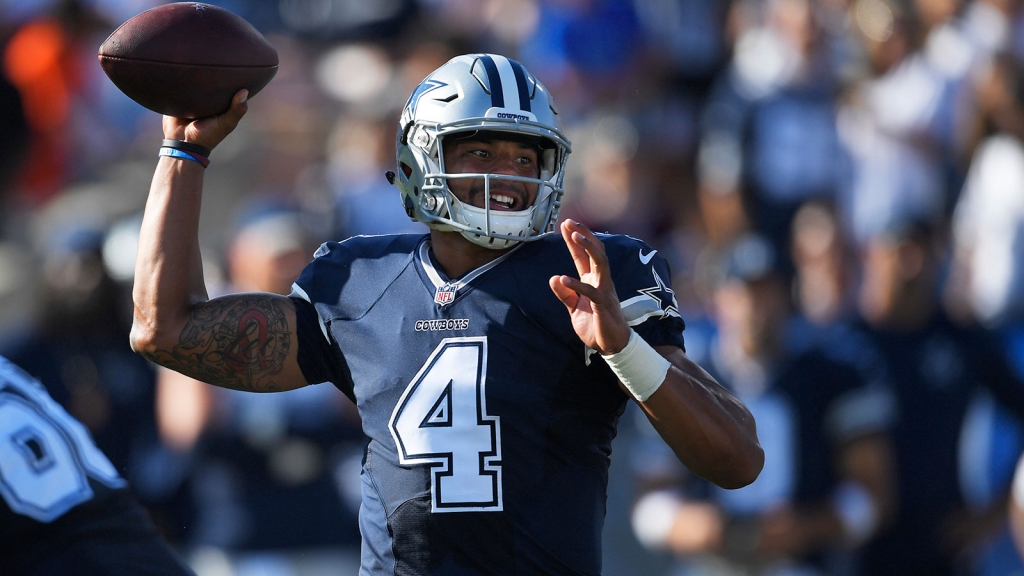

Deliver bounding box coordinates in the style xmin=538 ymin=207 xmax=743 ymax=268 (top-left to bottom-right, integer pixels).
xmin=583 ymin=267 xmax=680 ymax=365
xmin=619 ymin=267 xmax=680 ymax=326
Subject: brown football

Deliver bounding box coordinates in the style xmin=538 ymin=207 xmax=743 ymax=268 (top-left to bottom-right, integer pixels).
xmin=98 ymin=2 xmax=278 ymax=119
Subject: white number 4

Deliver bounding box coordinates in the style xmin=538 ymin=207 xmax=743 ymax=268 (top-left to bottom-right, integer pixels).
xmin=389 ymin=337 xmax=502 ymax=512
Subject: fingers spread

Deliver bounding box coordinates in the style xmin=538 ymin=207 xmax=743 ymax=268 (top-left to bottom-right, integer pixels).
xmin=561 ymin=219 xmax=615 ymax=291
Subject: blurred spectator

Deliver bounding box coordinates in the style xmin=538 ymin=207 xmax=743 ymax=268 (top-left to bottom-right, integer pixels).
xmin=328 ymin=114 xmax=428 ymax=237
xmin=0 ymin=53 xmax=29 ymax=229
xmin=3 ymin=13 xmax=77 ymax=203
xmin=783 ymin=201 xmax=901 ymax=513
xmin=836 ymin=0 xmax=975 ymax=244
xmin=790 ymin=199 xmax=858 ymax=329
xmin=855 ymin=219 xmax=1024 ymax=576
xmin=560 ymin=111 xmax=650 ymax=235
xmin=949 ymin=51 xmax=1024 ymax=327
xmin=0 ymin=220 xmax=149 ymax=471
xmin=630 ymin=233 xmax=896 ymax=576
xmin=0 ymin=207 xmax=186 ymax=538
xmin=156 ymin=199 xmax=364 ymax=576
xmin=697 ymin=0 xmax=846 ymax=252
xmin=0 ymin=52 xmax=36 ymax=339
xmin=517 ymin=0 xmax=644 ymax=107
xmin=785 ymin=198 xmax=882 ymax=384
xmin=1 ymin=0 xmax=119 ymax=205
xmin=1010 ymin=451 xmax=1024 ymax=559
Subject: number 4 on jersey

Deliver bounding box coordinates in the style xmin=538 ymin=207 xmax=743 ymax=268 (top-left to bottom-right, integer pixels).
xmin=389 ymin=337 xmax=502 ymax=512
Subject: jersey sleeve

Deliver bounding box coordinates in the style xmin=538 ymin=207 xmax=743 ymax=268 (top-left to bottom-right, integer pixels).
xmin=603 ymin=235 xmax=687 ymax=351
xmin=288 ymin=235 xmax=420 ymax=400
xmin=289 ymin=241 xmax=356 ymax=400
xmin=290 ymin=296 xmax=354 ymax=401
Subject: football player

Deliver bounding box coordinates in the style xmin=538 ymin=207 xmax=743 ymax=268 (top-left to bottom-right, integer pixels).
xmin=0 ymin=356 xmax=196 ymax=575
xmin=132 ymin=53 xmax=764 ymax=574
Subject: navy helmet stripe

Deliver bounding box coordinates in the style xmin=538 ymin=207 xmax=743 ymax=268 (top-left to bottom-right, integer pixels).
xmin=509 ymin=60 xmax=531 ymax=112
xmin=478 ymin=55 xmax=504 ymax=109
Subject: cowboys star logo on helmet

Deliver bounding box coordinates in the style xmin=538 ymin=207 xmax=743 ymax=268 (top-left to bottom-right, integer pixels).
xmin=391 ymin=54 xmax=572 ymax=250
xmin=405 ymin=79 xmax=447 ymax=118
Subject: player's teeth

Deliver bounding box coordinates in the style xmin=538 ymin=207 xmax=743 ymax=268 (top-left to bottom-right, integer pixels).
xmin=492 ymin=195 xmax=514 ymax=208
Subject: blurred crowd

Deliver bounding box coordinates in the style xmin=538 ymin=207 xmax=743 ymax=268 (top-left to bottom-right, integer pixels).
xmin=3 ymin=0 xmax=1024 ymax=575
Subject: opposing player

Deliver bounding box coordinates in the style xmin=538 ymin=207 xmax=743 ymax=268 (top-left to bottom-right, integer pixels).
xmin=0 ymin=356 xmax=196 ymax=575
xmin=132 ymin=53 xmax=764 ymax=574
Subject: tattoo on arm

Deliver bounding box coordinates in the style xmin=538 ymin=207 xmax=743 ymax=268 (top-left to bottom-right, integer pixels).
xmin=144 ymin=296 xmax=292 ymax=392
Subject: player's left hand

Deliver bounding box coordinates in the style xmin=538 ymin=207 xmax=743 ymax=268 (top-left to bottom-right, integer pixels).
xmin=549 ymin=220 xmax=632 ymax=355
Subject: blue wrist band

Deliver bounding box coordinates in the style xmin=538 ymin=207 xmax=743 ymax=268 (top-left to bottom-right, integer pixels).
xmin=159 ymin=146 xmax=209 ymax=168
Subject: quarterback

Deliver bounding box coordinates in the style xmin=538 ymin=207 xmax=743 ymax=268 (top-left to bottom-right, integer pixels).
xmin=132 ymin=53 xmax=763 ymax=574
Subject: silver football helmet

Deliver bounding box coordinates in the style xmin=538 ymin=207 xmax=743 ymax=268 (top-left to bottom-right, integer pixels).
xmin=391 ymin=54 xmax=572 ymax=249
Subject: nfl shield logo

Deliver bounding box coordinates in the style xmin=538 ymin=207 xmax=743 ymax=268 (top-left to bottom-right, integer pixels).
xmin=434 ymin=283 xmax=458 ymax=306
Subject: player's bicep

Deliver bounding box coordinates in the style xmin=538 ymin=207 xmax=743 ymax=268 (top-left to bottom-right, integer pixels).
xmin=139 ymin=293 xmax=307 ymax=392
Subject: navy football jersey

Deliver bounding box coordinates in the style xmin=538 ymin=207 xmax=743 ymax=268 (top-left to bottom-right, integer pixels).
xmin=0 ymin=356 xmax=195 ymax=576
xmin=290 ymin=232 xmax=685 ymax=575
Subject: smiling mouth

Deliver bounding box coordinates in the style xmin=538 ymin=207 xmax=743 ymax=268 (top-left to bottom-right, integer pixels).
xmin=489 ymin=193 xmax=517 ymax=211
xmin=469 ymin=186 xmax=524 ymax=211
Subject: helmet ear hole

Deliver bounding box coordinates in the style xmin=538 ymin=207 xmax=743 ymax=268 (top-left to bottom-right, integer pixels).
xmin=401 ymin=163 xmax=413 ymax=178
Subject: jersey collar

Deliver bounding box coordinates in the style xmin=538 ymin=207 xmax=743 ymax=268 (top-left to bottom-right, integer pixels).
xmin=417 ymin=239 xmax=523 ymax=306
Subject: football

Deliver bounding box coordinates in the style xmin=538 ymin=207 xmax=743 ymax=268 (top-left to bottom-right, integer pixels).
xmin=98 ymin=2 xmax=278 ymax=119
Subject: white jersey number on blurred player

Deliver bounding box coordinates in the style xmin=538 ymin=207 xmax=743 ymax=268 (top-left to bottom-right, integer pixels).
xmin=0 ymin=358 xmax=125 ymax=522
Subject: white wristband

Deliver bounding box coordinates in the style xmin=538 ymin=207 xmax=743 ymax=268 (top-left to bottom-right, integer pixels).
xmin=601 ymin=329 xmax=671 ymax=402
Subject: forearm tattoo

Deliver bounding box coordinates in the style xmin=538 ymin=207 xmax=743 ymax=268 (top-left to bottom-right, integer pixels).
xmin=144 ymin=296 xmax=291 ymax=391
